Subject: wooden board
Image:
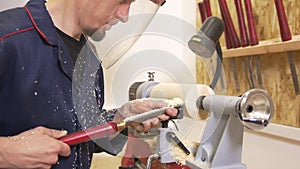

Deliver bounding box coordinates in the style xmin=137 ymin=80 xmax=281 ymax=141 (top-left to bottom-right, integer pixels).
xmin=223 ymin=35 xmax=300 ymax=58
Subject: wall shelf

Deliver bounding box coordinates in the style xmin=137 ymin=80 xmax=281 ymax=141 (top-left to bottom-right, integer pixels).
xmin=222 ymin=35 xmax=300 ymax=58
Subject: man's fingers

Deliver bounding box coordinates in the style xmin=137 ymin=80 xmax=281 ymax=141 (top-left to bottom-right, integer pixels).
xmin=32 ymin=127 xmax=71 ymax=156
xmin=48 ymin=129 xmax=68 ymax=139
xmin=35 ymin=163 xmax=52 ymax=169
xmin=129 ymin=123 xmax=144 ymax=132
xmin=32 ymin=127 xmax=68 ymax=139
xmin=149 ymin=98 xmax=168 ymax=109
xmin=141 ymin=118 xmax=159 ymax=132
xmin=150 ymin=118 xmax=160 ymax=127
xmin=165 ymin=108 xmax=178 ymax=116
xmin=157 ymin=114 xmax=170 ymax=121
xmin=57 ymin=142 xmax=71 ymax=157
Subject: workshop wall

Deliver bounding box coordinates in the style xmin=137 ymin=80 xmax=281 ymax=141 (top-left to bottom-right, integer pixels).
xmin=195 ymin=0 xmax=300 ymax=128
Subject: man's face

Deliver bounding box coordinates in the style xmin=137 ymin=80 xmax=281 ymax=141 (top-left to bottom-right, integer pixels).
xmin=79 ymin=0 xmax=131 ymax=37
xmin=79 ymin=0 xmax=166 ymax=39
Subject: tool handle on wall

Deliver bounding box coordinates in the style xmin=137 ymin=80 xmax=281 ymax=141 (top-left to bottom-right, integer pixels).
xmin=204 ymin=0 xmax=212 ymax=17
xmin=219 ymin=1 xmax=232 ymax=50
xmin=198 ymin=2 xmax=207 ymax=23
xmin=218 ymin=0 xmax=240 ymax=48
xmin=234 ymin=0 xmax=249 ymax=47
xmin=244 ymin=0 xmax=259 ymax=45
xmin=224 ymin=25 xmax=233 ymax=49
xmin=221 ymin=4 xmax=241 ymax=92
xmin=274 ymin=0 xmax=292 ymax=41
xmin=59 ymin=122 xmax=119 ymax=145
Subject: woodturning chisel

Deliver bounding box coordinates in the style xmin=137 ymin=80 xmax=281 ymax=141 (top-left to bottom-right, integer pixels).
xmin=59 ymin=100 xmax=183 ymax=145
xmin=223 ymin=16 xmax=240 ymax=92
xmin=244 ymin=0 xmax=263 ymax=89
xmin=274 ymin=0 xmax=300 ymax=94
xmin=219 ymin=0 xmax=242 ymax=91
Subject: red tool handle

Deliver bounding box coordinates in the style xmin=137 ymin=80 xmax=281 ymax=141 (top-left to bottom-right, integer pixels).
xmin=221 ymin=10 xmax=233 ymax=49
xmin=218 ymin=0 xmax=240 ymax=48
xmin=224 ymin=27 xmax=233 ymax=49
xmin=204 ymin=0 xmax=212 ymax=17
xmin=244 ymin=0 xmax=259 ymax=45
xmin=219 ymin=2 xmax=232 ymax=49
xmin=59 ymin=122 xmax=118 ymax=145
xmin=274 ymin=0 xmax=292 ymax=41
xmin=198 ymin=2 xmax=207 ymax=23
xmin=234 ymin=0 xmax=249 ymax=47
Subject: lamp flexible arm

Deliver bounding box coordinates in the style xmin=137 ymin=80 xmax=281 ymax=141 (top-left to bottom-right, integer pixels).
xmin=209 ymin=42 xmax=223 ymax=89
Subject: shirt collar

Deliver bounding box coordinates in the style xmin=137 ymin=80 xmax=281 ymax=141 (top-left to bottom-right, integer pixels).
xmin=24 ymin=0 xmax=58 ymax=46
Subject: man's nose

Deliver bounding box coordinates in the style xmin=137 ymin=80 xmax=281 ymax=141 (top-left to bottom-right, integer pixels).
xmin=116 ymin=4 xmax=130 ymax=23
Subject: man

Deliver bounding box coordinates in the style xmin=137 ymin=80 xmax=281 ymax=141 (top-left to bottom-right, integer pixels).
xmin=0 ymin=0 xmax=176 ymax=168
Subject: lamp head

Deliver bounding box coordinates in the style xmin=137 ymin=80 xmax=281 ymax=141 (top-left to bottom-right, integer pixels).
xmin=188 ymin=16 xmax=224 ymax=58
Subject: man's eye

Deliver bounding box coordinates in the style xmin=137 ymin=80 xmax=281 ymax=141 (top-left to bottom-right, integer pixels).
xmin=151 ymin=0 xmax=166 ymax=6
xmin=119 ymin=0 xmax=127 ymax=4
xmin=119 ymin=0 xmax=135 ymax=4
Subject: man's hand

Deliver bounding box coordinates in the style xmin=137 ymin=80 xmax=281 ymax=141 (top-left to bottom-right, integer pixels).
xmin=114 ymin=98 xmax=180 ymax=132
xmin=0 ymin=127 xmax=71 ymax=169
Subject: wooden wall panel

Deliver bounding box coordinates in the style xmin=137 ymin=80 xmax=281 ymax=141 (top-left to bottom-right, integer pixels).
xmin=195 ymin=0 xmax=300 ymax=127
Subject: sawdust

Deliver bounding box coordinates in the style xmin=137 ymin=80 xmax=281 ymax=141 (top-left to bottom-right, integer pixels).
xmin=169 ymin=140 xmax=199 ymax=165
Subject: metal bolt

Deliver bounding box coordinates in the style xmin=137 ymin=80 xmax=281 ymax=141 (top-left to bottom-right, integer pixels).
xmin=148 ymin=72 xmax=155 ymax=81
xmin=201 ymin=155 xmax=206 ymax=161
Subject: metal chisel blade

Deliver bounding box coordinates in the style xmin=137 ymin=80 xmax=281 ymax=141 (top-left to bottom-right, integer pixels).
xmin=287 ymin=51 xmax=300 ymax=95
xmin=241 ymin=57 xmax=252 ymax=89
xmin=231 ymin=58 xmax=240 ymax=92
xmin=247 ymin=56 xmax=256 ymax=88
xmin=123 ymin=107 xmax=168 ymax=124
xmin=255 ymin=56 xmax=263 ymax=89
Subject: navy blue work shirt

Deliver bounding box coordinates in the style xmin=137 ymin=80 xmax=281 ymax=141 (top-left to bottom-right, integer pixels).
xmin=0 ymin=0 xmax=127 ymax=168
